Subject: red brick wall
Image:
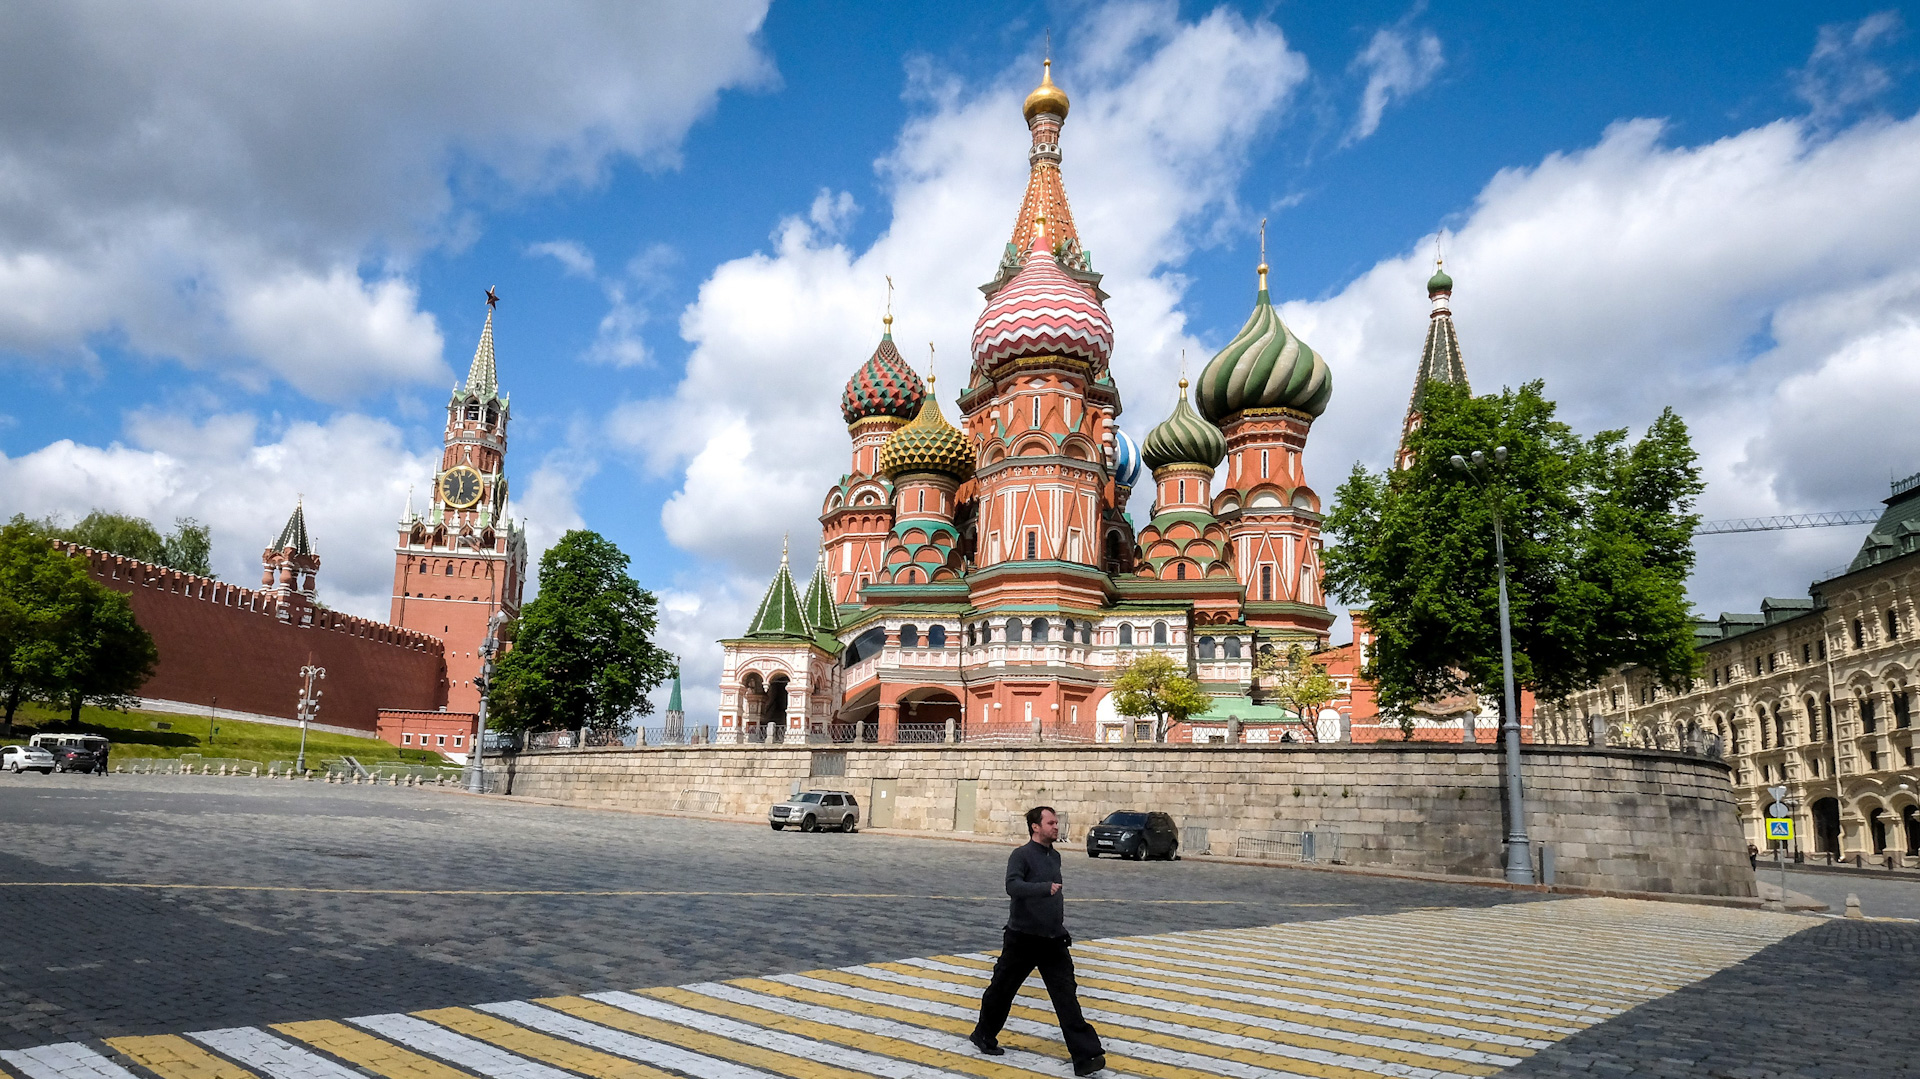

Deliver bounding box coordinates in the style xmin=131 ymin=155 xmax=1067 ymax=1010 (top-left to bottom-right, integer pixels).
xmin=376 ymin=709 xmax=477 ymax=753
xmin=62 ymin=544 xmax=446 ymax=732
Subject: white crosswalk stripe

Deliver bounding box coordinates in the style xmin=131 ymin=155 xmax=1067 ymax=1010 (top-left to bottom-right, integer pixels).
xmin=0 ymin=898 xmax=1815 ymax=1079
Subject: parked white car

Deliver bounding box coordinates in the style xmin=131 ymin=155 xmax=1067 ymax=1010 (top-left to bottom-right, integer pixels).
xmin=0 ymin=745 xmax=56 ymax=774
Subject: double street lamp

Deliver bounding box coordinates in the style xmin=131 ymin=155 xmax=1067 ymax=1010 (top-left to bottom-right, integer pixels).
xmin=468 ymin=610 xmax=509 ymax=794
xmin=1450 ymin=446 xmax=1535 ymax=885
xmin=295 ymin=664 xmax=326 ymax=773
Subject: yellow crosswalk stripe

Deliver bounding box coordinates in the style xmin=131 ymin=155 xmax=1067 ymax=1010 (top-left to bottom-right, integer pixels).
xmin=410 ymin=1007 xmax=682 ymax=1079
xmin=271 ymin=1021 xmax=477 ymax=1079
xmin=639 ymin=985 xmax=1057 ymax=1079
xmin=102 ymin=1038 xmax=254 ymax=1079
xmin=532 ymin=996 xmax=874 ymax=1079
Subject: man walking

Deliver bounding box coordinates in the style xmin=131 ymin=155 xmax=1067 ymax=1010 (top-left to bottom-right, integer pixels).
xmin=970 ymin=806 xmax=1106 ymax=1076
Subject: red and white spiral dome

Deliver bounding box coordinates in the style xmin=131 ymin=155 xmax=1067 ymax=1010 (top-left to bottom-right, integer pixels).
xmin=970 ymin=230 xmax=1113 ymax=371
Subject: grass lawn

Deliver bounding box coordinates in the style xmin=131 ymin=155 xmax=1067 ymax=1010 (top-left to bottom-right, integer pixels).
xmin=2 ymin=701 xmax=453 ymax=768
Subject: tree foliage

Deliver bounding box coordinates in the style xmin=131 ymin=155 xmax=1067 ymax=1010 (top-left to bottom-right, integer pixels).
xmin=0 ymin=518 xmax=158 ymax=729
xmin=1111 ymin=651 xmax=1212 ymax=742
xmin=485 ymin=530 xmax=673 ymax=735
xmin=1321 ymin=381 xmax=1702 ymax=716
xmin=1256 ymin=643 xmax=1338 ymax=741
xmin=43 ymin=511 xmax=214 ymax=577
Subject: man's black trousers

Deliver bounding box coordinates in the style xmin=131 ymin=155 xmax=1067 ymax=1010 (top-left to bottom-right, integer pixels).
xmin=971 ymin=929 xmax=1104 ymax=1064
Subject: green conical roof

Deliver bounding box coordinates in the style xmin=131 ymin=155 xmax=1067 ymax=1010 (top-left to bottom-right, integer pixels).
xmin=745 ymin=544 xmax=810 ymax=640
xmin=275 ymin=501 xmax=312 ymax=555
xmin=666 ymin=667 xmax=683 ymax=713
xmin=801 ymin=548 xmax=840 ymax=633
xmin=1195 ymin=271 xmax=1332 ymax=421
xmin=1141 ymin=380 xmax=1227 ymax=471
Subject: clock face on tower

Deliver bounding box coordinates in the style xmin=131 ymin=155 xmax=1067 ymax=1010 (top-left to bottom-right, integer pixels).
xmin=440 ymin=466 xmax=483 ymax=509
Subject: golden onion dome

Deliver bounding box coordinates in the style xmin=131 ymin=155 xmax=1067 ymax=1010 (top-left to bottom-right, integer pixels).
xmin=878 ymin=384 xmax=976 ymax=481
xmin=1023 ymin=59 xmax=1070 ymax=122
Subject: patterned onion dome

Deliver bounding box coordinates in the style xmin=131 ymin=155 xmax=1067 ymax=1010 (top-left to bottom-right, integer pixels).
xmin=841 ymin=321 xmax=926 ymax=424
xmin=877 ymin=389 xmax=976 ymax=481
xmin=1112 ymin=427 xmax=1142 ymax=489
xmin=1141 ymin=380 xmax=1228 ymax=471
xmin=1195 ymin=273 xmax=1332 ymax=421
xmin=971 ymin=227 xmax=1113 ymax=372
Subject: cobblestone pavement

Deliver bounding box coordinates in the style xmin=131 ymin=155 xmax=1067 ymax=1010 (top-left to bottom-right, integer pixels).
xmin=1777 ymin=865 xmax=1920 ymax=921
xmin=0 ymin=774 xmax=1910 ymax=1078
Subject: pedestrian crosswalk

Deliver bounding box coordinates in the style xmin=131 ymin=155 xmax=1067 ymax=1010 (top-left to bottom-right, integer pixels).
xmin=0 ymin=899 xmax=1810 ymax=1079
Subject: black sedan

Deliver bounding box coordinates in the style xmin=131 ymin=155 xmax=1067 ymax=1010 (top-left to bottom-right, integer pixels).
xmin=1086 ymin=810 xmax=1179 ymax=860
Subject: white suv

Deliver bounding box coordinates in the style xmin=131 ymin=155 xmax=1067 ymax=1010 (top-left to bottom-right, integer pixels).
xmin=769 ymin=790 xmax=859 ymax=832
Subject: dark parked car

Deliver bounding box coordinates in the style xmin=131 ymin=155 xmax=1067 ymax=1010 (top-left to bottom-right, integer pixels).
xmin=49 ymin=746 xmax=98 ymax=774
xmin=1086 ymin=810 xmax=1179 ymax=860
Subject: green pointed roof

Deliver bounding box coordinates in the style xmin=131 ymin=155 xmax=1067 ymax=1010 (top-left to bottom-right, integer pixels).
xmin=666 ymin=667 xmax=683 ymax=713
xmin=1141 ymin=379 xmax=1227 ymax=471
xmin=275 ymin=501 xmax=312 ymax=555
xmin=801 ymin=548 xmax=841 ymax=633
xmin=745 ymin=544 xmax=811 ymax=640
xmin=458 ymin=303 xmax=504 ymax=404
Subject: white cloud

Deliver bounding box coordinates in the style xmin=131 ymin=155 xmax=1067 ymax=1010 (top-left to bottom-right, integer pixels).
xmin=0 ymin=1 xmax=773 ymax=399
xmin=619 ymin=2 xmax=1307 ymax=569
xmin=1283 ymin=107 xmax=1920 ymax=618
xmin=527 ymin=240 xmax=598 ymax=280
xmin=1795 ymin=11 xmax=1904 ymax=127
xmin=1347 ymin=24 xmax=1443 ymax=143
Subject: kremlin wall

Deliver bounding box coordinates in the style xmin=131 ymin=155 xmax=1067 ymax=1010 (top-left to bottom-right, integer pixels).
xmin=58 ymin=539 xmax=443 ymax=734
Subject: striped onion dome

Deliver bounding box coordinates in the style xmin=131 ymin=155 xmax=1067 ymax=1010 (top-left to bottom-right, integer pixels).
xmin=971 ymin=227 xmax=1113 ymax=372
xmin=1141 ymin=380 xmax=1227 ymax=471
xmin=1195 ymin=271 xmax=1332 ymax=421
xmin=1112 ymin=427 xmax=1142 ymax=489
xmin=877 ymin=388 xmax=975 ymax=481
xmin=841 ymin=321 xmax=926 ymax=425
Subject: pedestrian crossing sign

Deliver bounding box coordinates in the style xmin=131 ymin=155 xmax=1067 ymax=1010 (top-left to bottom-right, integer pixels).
xmin=1765 ymin=817 xmax=1793 ymax=841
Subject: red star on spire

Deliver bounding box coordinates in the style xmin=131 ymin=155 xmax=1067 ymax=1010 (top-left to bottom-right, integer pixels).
xmin=485 ymin=286 xmax=500 ymax=309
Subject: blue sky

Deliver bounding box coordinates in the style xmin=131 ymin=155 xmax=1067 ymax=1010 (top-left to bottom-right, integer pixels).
xmin=3 ymin=2 xmax=1918 ymax=718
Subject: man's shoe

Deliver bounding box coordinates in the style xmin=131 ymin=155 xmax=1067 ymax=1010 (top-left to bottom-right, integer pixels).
xmin=1073 ymin=1055 xmax=1106 ymax=1076
xmin=968 ymin=1034 xmax=1004 ymax=1057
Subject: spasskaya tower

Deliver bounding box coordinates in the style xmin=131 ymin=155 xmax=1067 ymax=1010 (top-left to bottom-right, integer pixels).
xmin=390 ymin=290 xmax=528 ymax=716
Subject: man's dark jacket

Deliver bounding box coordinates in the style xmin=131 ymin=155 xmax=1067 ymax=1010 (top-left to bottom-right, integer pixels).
xmin=1005 ymin=839 xmax=1067 ymax=938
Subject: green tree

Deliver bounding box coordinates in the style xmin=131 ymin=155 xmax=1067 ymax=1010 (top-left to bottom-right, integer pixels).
xmin=1256 ymin=643 xmax=1338 ymax=741
xmin=48 ymin=511 xmax=214 ymax=577
xmin=1111 ymin=651 xmax=1213 ymax=742
xmin=44 ymin=586 xmax=157 ymax=725
xmin=1322 ymin=381 xmax=1702 ymax=718
xmin=486 ymin=530 xmax=673 ymax=735
xmin=0 ymin=518 xmax=153 ymax=731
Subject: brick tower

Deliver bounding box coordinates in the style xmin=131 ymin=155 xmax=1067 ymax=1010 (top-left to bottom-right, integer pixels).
xmin=390 ymin=291 xmax=528 ymax=715
xmin=261 ymin=501 xmax=320 ymax=625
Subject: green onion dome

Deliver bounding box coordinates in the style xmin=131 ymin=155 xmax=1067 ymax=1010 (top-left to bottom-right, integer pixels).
xmin=1428 ymin=265 xmax=1453 ymax=295
xmin=1141 ymin=379 xmax=1227 ymax=471
xmin=877 ymin=386 xmax=975 ymax=481
xmin=841 ymin=319 xmax=926 ymax=425
xmin=1194 ymin=271 xmax=1332 ymax=421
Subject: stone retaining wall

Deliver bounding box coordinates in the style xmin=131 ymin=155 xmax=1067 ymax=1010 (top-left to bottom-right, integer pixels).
xmin=496 ymin=743 xmax=1755 ymax=897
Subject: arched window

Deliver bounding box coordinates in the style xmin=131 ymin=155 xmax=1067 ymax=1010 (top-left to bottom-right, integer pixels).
xmin=1223 ymin=636 xmax=1241 ymax=659
xmin=965 ymin=624 xmax=977 ymax=647
xmin=917 ymin=489 xmax=925 ymax=512
xmin=899 ymin=624 xmax=920 ymax=648
xmin=1005 ymin=617 xmax=1024 ymax=643
xmin=1773 ymin=709 xmax=1785 ymax=747
xmin=418 ymin=561 xmax=428 ymax=573
xmin=1032 ymin=395 xmax=1042 ymax=429
xmin=1823 ymin=694 xmax=1834 ymax=741
xmin=1153 ymin=621 xmax=1168 ymax=645
xmin=1853 ymin=618 xmax=1865 ymax=648
xmin=844 ymin=626 xmax=887 ymax=668
xmin=1807 ymin=696 xmax=1821 ymax=741
xmin=1862 ymin=694 xmax=1878 ymax=733
xmin=1119 ymin=624 xmax=1134 ymax=646
xmin=465 ymin=404 xmax=481 ymax=422
xmin=928 ymin=624 xmax=947 ymax=648
xmin=1175 ymin=563 xmax=1187 ymax=580
xmin=1889 ymin=609 xmax=1902 ymax=640
xmin=1197 ymin=636 xmax=1216 ymax=660
xmin=1259 ymin=564 xmax=1272 ymax=601
xmin=1026 ymin=531 xmax=1038 ymax=560
xmin=1177 ymin=479 xmax=1186 ymax=503
xmin=1895 ymin=688 xmax=1911 ymax=729
xmin=444 ymin=563 xmax=454 ymax=575
xmin=1080 ymin=621 xmax=1092 ymax=645
xmin=486 ymin=405 xmax=498 ymax=426
xmin=1757 ymin=704 xmax=1770 ymax=748
xmin=1031 ymin=618 xmax=1049 ymax=642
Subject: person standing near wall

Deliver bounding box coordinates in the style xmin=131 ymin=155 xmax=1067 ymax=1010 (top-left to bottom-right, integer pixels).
xmin=969 ymin=805 xmax=1106 ymax=1075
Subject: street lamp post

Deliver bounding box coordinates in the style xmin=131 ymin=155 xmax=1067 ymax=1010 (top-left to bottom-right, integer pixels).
xmin=295 ymin=665 xmax=325 ymax=773
xmin=468 ymin=610 xmax=508 ymax=794
xmin=1451 ymin=447 xmax=1535 ymax=884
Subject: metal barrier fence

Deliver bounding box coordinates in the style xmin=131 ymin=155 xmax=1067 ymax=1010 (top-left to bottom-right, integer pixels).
xmin=1232 ymin=829 xmax=1343 ymax=863
xmin=632 ymin=725 xmax=713 ymax=746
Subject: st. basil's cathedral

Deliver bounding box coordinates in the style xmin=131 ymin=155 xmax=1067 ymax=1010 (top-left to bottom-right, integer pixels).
xmin=717 ymin=61 xmax=1429 ymax=746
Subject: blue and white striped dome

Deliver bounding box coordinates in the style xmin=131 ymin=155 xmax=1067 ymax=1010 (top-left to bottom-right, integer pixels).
xmin=1113 ymin=427 xmax=1142 ymax=489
